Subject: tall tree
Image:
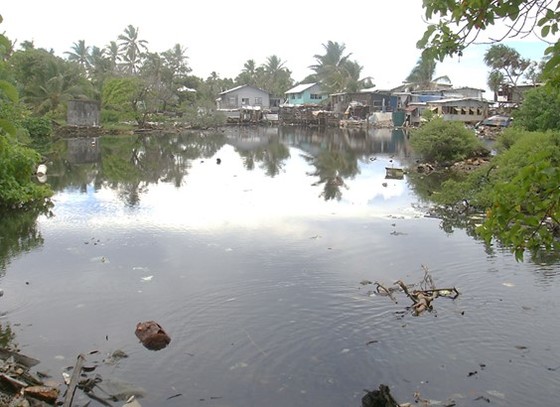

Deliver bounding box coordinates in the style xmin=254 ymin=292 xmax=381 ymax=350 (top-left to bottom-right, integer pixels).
xmin=105 ymin=41 xmax=120 ymax=73
xmin=118 ymin=25 xmax=148 ymax=75
xmin=25 ymin=58 xmax=92 ymax=115
xmin=310 ymin=41 xmax=351 ymax=93
xmin=161 ymin=44 xmax=191 ymax=79
xmin=9 ymin=47 xmax=93 ymax=116
xmin=310 ymin=41 xmax=368 ymax=94
xmin=405 ymin=54 xmax=450 ymax=90
xmin=262 ymin=55 xmax=293 ymax=97
xmin=65 ymin=40 xmax=90 ymax=71
xmin=487 ymin=70 xmax=504 ymax=102
xmin=236 ymin=59 xmax=263 ymax=87
xmin=484 ymin=44 xmax=531 ymax=89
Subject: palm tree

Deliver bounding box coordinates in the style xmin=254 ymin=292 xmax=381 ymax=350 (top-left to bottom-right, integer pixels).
xmin=118 ymin=25 xmax=148 ymax=75
xmin=487 ymin=71 xmax=504 ymax=102
xmin=342 ymin=60 xmax=365 ymax=93
xmin=162 ymin=44 xmax=191 ymax=79
xmin=264 ymin=55 xmax=285 ymax=76
xmin=87 ymin=45 xmax=110 ymax=92
xmin=65 ymin=40 xmax=90 ymax=71
xmin=104 ymin=41 xmax=120 ymax=73
xmin=25 ymin=58 xmax=91 ymax=115
xmin=236 ymin=59 xmax=265 ymax=88
xmin=310 ymin=41 xmax=351 ymax=93
xmin=311 ymin=41 xmax=351 ymax=72
xmin=405 ymin=54 xmax=450 ymax=90
xmin=310 ymin=41 xmax=366 ymax=94
xmin=263 ymin=55 xmax=293 ymax=96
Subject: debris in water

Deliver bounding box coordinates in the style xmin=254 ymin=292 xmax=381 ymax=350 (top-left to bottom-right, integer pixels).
xmin=361 ymin=384 xmax=399 ymax=407
xmin=372 ymin=265 xmax=459 ymax=316
xmin=135 ymin=321 xmax=171 ymax=351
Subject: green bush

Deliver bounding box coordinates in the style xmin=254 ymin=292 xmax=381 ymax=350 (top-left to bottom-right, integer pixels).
xmin=0 ymin=136 xmax=53 ymax=210
xmin=494 ymin=127 xmax=526 ymax=152
xmin=22 ymin=116 xmax=52 ymax=139
xmin=478 ymin=131 xmax=560 ymax=260
xmin=101 ymin=109 xmax=120 ymax=124
xmin=410 ymin=117 xmax=484 ymax=164
xmin=512 ymin=85 xmax=560 ymax=131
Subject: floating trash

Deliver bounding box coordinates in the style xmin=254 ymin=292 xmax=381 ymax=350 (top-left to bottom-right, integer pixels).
xmin=135 ymin=321 xmax=171 ymax=351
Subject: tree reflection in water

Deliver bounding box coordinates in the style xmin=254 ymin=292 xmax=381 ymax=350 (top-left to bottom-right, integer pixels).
xmin=0 ymin=208 xmax=50 ymax=274
xmin=47 ymin=127 xmax=413 ymax=205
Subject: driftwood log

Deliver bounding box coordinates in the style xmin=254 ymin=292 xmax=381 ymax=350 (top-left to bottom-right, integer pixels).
xmin=62 ymin=353 xmax=86 ymax=407
xmin=135 ymin=321 xmax=171 ymax=350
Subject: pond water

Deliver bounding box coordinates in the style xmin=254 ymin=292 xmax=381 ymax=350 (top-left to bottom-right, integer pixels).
xmin=1 ymin=126 xmax=559 ymax=406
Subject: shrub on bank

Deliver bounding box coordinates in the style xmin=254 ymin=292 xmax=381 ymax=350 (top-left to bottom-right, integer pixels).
xmin=410 ymin=118 xmax=484 ymax=164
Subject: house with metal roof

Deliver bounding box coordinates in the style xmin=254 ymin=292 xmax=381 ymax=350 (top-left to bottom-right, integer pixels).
xmin=216 ymin=84 xmax=270 ymax=110
xmin=284 ymin=83 xmax=326 ymax=105
xmin=427 ymin=97 xmax=491 ymax=124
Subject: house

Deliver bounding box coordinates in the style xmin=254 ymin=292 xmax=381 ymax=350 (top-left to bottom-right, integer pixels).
xmin=216 ymin=84 xmax=270 ymax=110
xmin=391 ymin=86 xmax=491 ymax=126
xmin=329 ymin=89 xmax=393 ymax=114
xmin=284 ymin=83 xmax=326 ymax=105
xmin=427 ymin=97 xmax=491 ymax=124
xmin=444 ymin=87 xmax=486 ymax=100
xmin=496 ymin=83 xmax=541 ymax=105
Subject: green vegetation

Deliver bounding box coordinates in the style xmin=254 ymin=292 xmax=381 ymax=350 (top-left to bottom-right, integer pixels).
xmin=479 ymin=131 xmax=559 ymax=260
xmin=424 ymin=127 xmax=560 ymax=261
xmin=308 ymin=41 xmax=373 ymax=94
xmin=416 ymin=1 xmax=560 ymax=260
xmin=0 ymin=7 xmax=559 ymax=260
xmin=0 ymin=135 xmax=52 ymax=210
xmin=405 ymin=53 xmax=450 ymax=90
xmin=511 ymin=85 xmax=560 ymax=131
xmin=409 ymin=118 xmax=485 ymax=164
xmin=0 ymin=18 xmax=53 ymax=211
xmin=418 ymin=0 xmax=560 ymax=79
xmin=235 ymin=55 xmax=294 ymax=98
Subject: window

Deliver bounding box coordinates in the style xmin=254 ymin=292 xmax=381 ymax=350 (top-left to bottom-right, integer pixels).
xmin=255 ymin=97 xmax=262 ymax=105
xmin=241 ymin=98 xmax=249 ymax=105
xmin=310 ymin=94 xmax=322 ymax=100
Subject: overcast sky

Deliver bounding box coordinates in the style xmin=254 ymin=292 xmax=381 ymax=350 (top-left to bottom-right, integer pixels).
xmin=1 ymin=1 xmax=550 ymax=95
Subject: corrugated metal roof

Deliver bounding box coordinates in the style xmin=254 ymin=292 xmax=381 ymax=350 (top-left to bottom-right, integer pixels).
xmin=285 ymin=83 xmax=317 ymax=94
xmin=219 ymin=84 xmax=268 ymax=95
xmin=429 ymin=97 xmax=491 ymax=104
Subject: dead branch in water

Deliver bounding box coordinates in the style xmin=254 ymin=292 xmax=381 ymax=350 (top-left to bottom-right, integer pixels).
xmin=374 ymin=266 xmax=460 ymax=316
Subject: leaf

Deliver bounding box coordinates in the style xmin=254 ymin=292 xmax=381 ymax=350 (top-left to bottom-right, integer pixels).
xmin=0 ymin=80 xmax=18 ymax=103
xmin=0 ymin=119 xmax=17 ymax=136
xmin=417 ymin=25 xmax=437 ymax=49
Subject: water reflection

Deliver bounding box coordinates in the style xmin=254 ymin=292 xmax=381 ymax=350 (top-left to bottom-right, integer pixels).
xmin=228 ymin=127 xmax=290 ymax=176
xmin=48 ymin=132 xmax=227 ymax=206
xmin=0 ymin=208 xmax=49 ymax=274
xmin=46 ymin=127 xmax=416 ymax=210
xmin=1 ymin=127 xmax=560 ymax=407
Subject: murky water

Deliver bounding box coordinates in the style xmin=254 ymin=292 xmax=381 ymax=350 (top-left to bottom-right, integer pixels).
xmin=1 ymin=126 xmax=559 ymax=406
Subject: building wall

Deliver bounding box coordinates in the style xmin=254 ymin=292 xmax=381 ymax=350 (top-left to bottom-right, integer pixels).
xmin=430 ymin=100 xmax=489 ymax=123
xmin=219 ymin=87 xmax=270 ymax=109
xmin=67 ymin=100 xmax=100 ymax=127
xmin=449 ymin=88 xmax=485 ymax=99
xmin=286 ymin=84 xmax=325 ymax=105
